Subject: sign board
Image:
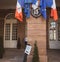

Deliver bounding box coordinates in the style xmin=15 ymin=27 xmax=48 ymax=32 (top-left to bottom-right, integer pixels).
xmin=25 ymin=45 xmax=32 ymax=55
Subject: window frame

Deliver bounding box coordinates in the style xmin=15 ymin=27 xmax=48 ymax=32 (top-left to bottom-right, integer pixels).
xmin=49 ymin=19 xmax=57 ymax=41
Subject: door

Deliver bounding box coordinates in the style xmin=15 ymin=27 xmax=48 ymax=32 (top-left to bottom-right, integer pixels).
xmin=49 ymin=18 xmax=60 ymax=49
xmin=4 ymin=19 xmax=17 ymax=48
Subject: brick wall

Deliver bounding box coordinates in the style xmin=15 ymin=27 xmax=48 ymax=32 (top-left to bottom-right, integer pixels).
xmin=17 ymin=21 xmax=26 ymax=48
xmin=26 ymin=16 xmax=47 ymax=62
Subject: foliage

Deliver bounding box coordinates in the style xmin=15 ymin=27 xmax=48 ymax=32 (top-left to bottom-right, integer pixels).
xmin=32 ymin=41 xmax=40 ymax=62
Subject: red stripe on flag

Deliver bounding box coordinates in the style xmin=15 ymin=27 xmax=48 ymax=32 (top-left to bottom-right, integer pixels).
xmin=15 ymin=9 xmax=23 ymax=22
xmin=51 ymin=9 xmax=58 ymax=21
xmin=15 ymin=0 xmax=23 ymax=22
xmin=51 ymin=0 xmax=58 ymax=21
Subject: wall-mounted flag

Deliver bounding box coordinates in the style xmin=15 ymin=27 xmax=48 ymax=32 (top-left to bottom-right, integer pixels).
xmin=51 ymin=0 xmax=58 ymax=21
xmin=25 ymin=0 xmax=32 ymax=3
xmin=40 ymin=0 xmax=46 ymax=19
xmin=15 ymin=0 xmax=24 ymax=22
xmin=32 ymin=0 xmax=39 ymax=10
xmin=46 ymin=0 xmax=53 ymax=7
xmin=40 ymin=0 xmax=58 ymax=21
xmin=15 ymin=0 xmax=58 ymax=21
xmin=24 ymin=4 xmax=30 ymax=18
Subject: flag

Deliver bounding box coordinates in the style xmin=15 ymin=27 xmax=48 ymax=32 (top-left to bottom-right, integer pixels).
xmin=25 ymin=0 xmax=32 ymax=3
xmin=32 ymin=0 xmax=39 ymax=10
xmin=46 ymin=0 xmax=53 ymax=7
xmin=51 ymin=0 xmax=58 ymax=21
xmin=24 ymin=4 xmax=30 ymax=18
xmin=15 ymin=0 xmax=24 ymax=21
xmin=40 ymin=0 xmax=46 ymax=19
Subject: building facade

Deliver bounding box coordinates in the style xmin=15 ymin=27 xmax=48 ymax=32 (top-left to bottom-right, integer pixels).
xmin=0 ymin=0 xmax=60 ymax=62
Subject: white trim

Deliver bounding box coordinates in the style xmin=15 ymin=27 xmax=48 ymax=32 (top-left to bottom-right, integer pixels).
xmin=4 ymin=14 xmax=17 ymax=48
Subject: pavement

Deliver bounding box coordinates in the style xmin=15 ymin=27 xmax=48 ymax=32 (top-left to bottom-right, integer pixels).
xmin=0 ymin=49 xmax=60 ymax=62
xmin=0 ymin=49 xmax=25 ymax=62
xmin=47 ymin=49 xmax=60 ymax=62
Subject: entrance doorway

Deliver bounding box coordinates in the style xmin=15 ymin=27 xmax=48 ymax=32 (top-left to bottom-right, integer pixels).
xmin=4 ymin=18 xmax=17 ymax=48
xmin=48 ymin=18 xmax=60 ymax=49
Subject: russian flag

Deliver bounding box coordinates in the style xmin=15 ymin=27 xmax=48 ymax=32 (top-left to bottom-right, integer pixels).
xmin=15 ymin=0 xmax=24 ymax=22
xmin=51 ymin=0 xmax=58 ymax=21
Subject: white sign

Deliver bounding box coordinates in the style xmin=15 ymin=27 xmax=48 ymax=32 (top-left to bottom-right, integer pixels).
xmin=25 ymin=45 xmax=32 ymax=55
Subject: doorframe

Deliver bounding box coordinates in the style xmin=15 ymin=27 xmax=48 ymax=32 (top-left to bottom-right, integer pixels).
xmin=4 ymin=13 xmax=17 ymax=48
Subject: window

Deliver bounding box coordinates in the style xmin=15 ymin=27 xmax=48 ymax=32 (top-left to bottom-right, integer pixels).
xmin=12 ymin=23 xmax=17 ymax=40
xmin=49 ymin=22 xmax=56 ymax=40
xmin=5 ymin=24 xmax=10 ymax=40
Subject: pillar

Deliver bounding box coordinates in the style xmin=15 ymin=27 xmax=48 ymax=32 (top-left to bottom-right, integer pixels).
xmin=26 ymin=16 xmax=47 ymax=62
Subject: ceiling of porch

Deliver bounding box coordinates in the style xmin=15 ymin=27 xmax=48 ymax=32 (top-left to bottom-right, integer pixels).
xmin=0 ymin=0 xmax=17 ymax=9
